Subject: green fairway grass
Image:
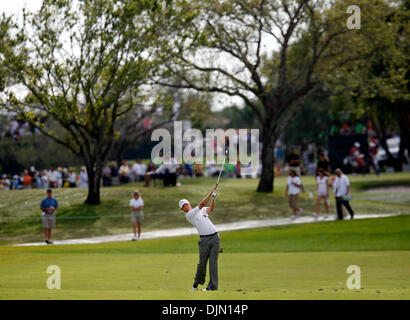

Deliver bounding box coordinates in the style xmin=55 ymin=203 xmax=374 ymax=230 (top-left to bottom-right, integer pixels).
xmin=1 ymin=172 xmax=409 ymax=245
xmin=0 ymin=215 xmax=409 ymax=299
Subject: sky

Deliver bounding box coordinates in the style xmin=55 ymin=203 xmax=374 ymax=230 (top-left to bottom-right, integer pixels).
xmin=0 ymin=0 xmax=43 ymax=15
xmin=0 ymin=0 xmax=266 ymax=111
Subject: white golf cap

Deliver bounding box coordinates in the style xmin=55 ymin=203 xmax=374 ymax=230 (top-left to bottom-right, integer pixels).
xmin=179 ymin=199 xmax=189 ymax=209
xmin=354 ymin=142 xmax=360 ymax=147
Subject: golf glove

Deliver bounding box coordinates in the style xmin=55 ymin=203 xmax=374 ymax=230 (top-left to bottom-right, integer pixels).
xmin=212 ymin=190 xmax=217 ymax=199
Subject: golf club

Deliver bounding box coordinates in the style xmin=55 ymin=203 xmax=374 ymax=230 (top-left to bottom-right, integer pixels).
xmin=213 ymin=150 xmax=228 ymax=198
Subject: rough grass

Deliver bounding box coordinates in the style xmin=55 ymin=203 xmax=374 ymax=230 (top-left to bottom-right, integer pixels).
xmin=0 ymin=172 xmax=409 ymax=244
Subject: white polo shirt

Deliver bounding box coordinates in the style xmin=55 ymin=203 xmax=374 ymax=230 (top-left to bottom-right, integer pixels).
xmin=287 ymin=176 xmax=302 ymax=195
xmin=130 ymin=198 xmax=144 ymax=212
xmin=335 ymin=174 xmax=350 ymax=197
xmin=186 ymin=206 xmax=217 ymax=236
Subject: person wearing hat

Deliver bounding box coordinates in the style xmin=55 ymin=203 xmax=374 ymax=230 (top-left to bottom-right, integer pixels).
xmin=130 ymin=190 xmax=144 ymax=241
xmin=179 ymin=187 xmax=220 ymax=291
xmin=40 ymin=189 xmax=58 ymax=244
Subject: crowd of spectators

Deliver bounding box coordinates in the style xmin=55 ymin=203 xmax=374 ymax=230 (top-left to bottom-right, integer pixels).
xmin=0 ymin=158 xmax=245 ymax=191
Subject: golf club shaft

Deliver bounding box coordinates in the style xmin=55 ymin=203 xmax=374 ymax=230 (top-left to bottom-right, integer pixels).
xmin=215 ymin=151 xmax=228 ymax=189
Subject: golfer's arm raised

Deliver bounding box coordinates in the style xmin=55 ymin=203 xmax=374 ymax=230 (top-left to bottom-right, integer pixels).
xmin=206 ymin=197 xmax=215 ymax=214
xmin=198 ymin=188 xmax=215 ymax=210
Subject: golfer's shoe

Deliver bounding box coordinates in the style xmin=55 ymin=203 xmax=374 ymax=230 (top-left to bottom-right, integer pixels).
xmin=323 ymin=214 xmax=329 ymax=220
xmin=132 ymin=237 xmax=137 ymax=241
xmin=191 ymin=287 xmax=198 ymax=291
xmin=313 ymin=213 xmax=319 ymax=220
xmin=297 ymin=208 xmax=303 ymax=217
xmin=290 ymin=215 xmax=297 ymax=220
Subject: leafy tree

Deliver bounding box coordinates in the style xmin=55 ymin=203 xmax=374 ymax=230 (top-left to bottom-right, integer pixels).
xmin=1 ymin=0 xmax=190 ymax=204
xmin=325 ymin=0 xmax=409 ymax=170
xmin=158 ymin=0 xmax=385 ymax=192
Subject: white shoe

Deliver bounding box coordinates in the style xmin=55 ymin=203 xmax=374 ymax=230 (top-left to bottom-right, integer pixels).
xmin=323 ymin=214 xmax=329 ymax=220
xmin=297 ymin=208 xmax=303 ymax=217
xmin=313 ymin=213 xmax=319 ymax=220
xmin=132 ymin=237 xmax=137 ymax=241
xmin=191 ymin=286 xmax=198 ymax=291
xmin=290 ymin=215 xmax=297 ymax=220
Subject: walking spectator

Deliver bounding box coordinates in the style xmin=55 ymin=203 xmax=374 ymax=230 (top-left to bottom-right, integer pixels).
xmin=334 ymin=168 xmax=355 ymax=220
xmin=316 ymin=152 xmax=331 ymax=176
xmin=129 ymin=190 xmax=144 ymax=241
xmin=286 ymin=146 xmax=301 ymax=176
xmin=79 ymin=167 xmax=88 ymax=188
xmin=40 ymin=189 xmax=58 ymax=245
xmin=312 ymin=169 xmax=329 ymax=220
xmin=285 ymin=169 xmax=303 ymax=219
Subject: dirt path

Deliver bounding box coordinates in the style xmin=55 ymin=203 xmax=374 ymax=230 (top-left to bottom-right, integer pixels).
xmin=13 ymin=213 xmax=397 ymax=247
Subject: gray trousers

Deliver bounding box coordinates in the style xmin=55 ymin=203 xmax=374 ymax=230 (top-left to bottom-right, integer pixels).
xmin=194 ymin=233 xmax=220 ymax=290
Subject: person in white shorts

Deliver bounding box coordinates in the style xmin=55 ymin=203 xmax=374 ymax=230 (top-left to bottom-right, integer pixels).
xmin=130 ymin=190 xmax=144 ymax=241
xmin=312 ymin=169 xmax=329 ymax=220
xmin=286 ymin=170 xmax=303 ymax=219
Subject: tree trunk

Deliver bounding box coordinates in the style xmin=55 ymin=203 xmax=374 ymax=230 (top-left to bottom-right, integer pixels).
xmin=85 ymin=159 xmax=103 ymax=205
xmin=257 ymin=125 xmax=275 ymax=193
xmin=398 ymin=108 xmax=410 ymax=167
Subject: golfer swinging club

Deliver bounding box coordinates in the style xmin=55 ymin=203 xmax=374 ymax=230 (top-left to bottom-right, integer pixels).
xmin=179 ymin=187 xmax=220 ymax=291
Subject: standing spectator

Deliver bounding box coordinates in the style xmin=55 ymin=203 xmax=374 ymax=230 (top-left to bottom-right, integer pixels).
xmin=349 ymin=142 xmax=365 ymax=175
xmin=194 ymin=163 xmax=204 ymax=177
xmin=340 ymin=123 xmax=351 ymax=136
xmin=102 ymin=164 xmax=112 ymax=186
xmin=138 ymin=160 xmax=147 ymax=181
xmin=286 ymin=146 xmax=301 ymax=176
xmin=48 ymin=167 xmax=59 ymax=188
xmin=145 ymin=156 xmax=180 ymax=187
xmin=2 ymin=174 xmax=11 ymax=190
xmin=57 ymin=167 xmax=63 ymax=188
xmin=79 ymin=167 xmax=88 ymax=188
xmin=368 ymin=138 xmax=380 ymax=175
xmin=41 ymin=170 xmax=49 ymax=188
xmin=334 ymin=169 xmax=355 ymax=220
xmin=67 ymin=168 xmax=77 ymax=188
xmin=40 ymin=189 xmax=58 ymax=245
xmin=129 ymin=190 xmax=144 ymax=241
xmin=109 ymin=161 xmax=119 ymax=186
xmin=35 ymin=171 xmax=42 ymax=189
xmin=132 ymin=161 xmax=141 ymax=182
xmin=285 ymin=170 xmax=303 ymax=219
xmin=23 ymin=170 xmax=32 ymax=189
xmin=119 ymin=160 xmax=130 ymax=184
xmin=354 ymin=120 xmax=366 ymax=134
xmin=312 ymin=169 xmax=329 ymax=220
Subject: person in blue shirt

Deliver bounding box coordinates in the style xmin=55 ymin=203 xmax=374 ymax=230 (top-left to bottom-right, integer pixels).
xmin=40 ymin=189 xmax=58 ymax=244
